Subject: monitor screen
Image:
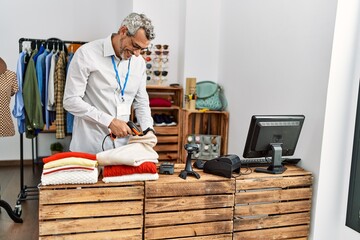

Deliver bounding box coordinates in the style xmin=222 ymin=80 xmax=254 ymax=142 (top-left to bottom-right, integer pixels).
xmin=243 ymin=115 xmax=305 ymax=174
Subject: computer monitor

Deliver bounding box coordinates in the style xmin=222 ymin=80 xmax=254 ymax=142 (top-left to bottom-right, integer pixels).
xmin=243 ymin=115 xmax=305 ymax=174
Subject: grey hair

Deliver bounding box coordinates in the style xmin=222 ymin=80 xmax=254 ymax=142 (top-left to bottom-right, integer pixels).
xmin=121 ymin=12 xmax=155 ymax=41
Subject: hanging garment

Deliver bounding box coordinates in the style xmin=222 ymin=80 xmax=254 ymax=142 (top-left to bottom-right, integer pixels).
xmin=0 ymin=70 xmax=19 ymax=137
xmin=23 ymin=50 xmax=44 ymax=138
xmin=54 ymin=51 xmax=67 ymax=138
xmin=44 ymin=51 xmax=54 ymax=130
xmin=12 ymin=51 xmax=26 ymax=134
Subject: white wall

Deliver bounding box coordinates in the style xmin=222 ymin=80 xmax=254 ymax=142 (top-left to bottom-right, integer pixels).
xmin=0 ymin=0 xmax=132 ymax=159
xmin=133 ymin=0 xmax=185 ymax=86
xmin=1 ymin=0 xmax=360 ymax=239
xmin=313 ymin=0 xmax=360 ymax=239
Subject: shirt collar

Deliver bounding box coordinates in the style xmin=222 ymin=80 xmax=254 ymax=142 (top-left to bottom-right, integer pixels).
xmin=103 ymin=34 xmax=116 ymax=57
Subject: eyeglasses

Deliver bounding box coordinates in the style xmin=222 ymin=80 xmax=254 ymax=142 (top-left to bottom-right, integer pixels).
xmin=153 ymin=70 xmax=168 ymax=77
xmin=155 ymin=50 xmax=169 ymax=56
xmin=130 ymin=37 xmax=147 ymax=51
xmin=146 ymin=63 xmax=152 ymax=69
xmin=146 ymin=70 xmax=152 ymax=75
xmin=154 ymin=44 xmax=169 ymax=50
xmin=154 ymin=57 xmax=169 ymax=63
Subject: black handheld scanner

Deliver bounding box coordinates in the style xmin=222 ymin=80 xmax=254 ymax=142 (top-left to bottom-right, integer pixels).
xmin=110 ymin=121 xmax=143 ymax=139
xmin=127 ymin=121 xmax=143 ymax=136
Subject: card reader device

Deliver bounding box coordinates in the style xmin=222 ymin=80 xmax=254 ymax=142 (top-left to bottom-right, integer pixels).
xmin=203 ymin=154 xmax=241 ymax=178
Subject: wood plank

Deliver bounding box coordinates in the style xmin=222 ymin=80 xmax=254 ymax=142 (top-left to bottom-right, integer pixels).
xmin=40 ymin=180 xmax=144 ymax=190
xmin=152 ymin=167 xmax=234 ymax=183
xmin=172 ymin=233 xmax=232 ymax=240
xmin=154 ymin=144 xmax=178 ymax=152
xmin=234 ymin=212 xmax=310 ymax=231
xmin=39 ymin=229 xmax=142 ymax=240
xmin=40 ymin=186 xmax=144 ymax=204
xmin=39 ymin=215 xmax=143 ymax=235
xmin=233 ymin=225 xmax=309 ymax=240
xmin=235 ymin=188 xmax=312 ymax=204
xmin=154 ymin=126 xmax=178 ymax=135
xmin=146 ymin=181 xmax=235 ymax=197
xmin=145 ymin=208 xmax=233 ymax=227
xmin=175 ymin=234 xmax=233 ymax=240
xmin=145 ymin=221 xmax=233 ymax=239
xmin=236 ymin=166 xmax=312 ymax=180
xmin=158 ymin=152 xmax=178 ymax=161
xmin=146 ymin=195 xmax=234 ymax=213
xmin=236 ymin=175 xmax=313 ymax=191
xmin=157 ymin=135 xmax=179 ymax=143
xmin=39 ymin=201 xmax=143 ymax=220
xmin=235 ymin=200 xmax=312 ymax=216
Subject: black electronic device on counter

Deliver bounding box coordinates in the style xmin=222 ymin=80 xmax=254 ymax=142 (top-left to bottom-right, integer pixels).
xmin=203 ymin=154 xmax=241 ymax=178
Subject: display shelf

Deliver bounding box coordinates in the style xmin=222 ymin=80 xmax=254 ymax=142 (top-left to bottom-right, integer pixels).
xmin=181 ymin=109 xmax=229 ymax=162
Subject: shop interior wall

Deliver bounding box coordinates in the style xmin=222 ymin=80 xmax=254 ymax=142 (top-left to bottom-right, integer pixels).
xmin=0 ymin=0 xmax=132 ymax=159
xmin=1 ymin=0 xmax=360 ymax=239
xmin=217 ymin=0 xmax=337 ymax=239
xmin=313 ymin=0 xmax=360 ymax=239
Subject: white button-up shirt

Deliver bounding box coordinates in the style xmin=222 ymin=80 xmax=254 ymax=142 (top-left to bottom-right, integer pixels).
xmin=63 ymin=35 xmax=153 ymax=154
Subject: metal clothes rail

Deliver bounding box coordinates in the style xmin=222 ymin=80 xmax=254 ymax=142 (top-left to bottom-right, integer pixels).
xmin=0 ymin=37 xmax=86 ymax=223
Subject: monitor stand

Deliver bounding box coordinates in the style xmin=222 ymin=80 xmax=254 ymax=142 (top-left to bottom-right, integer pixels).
xmin=255 ymin=143 xmax=287 ymax=174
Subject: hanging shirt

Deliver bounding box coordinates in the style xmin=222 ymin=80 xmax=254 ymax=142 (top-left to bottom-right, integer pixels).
xmin=35 ymin=49 xmax=49 ymax=108
xmin=23 ymin=50 xmax=44 ymax=138
xmin=54 ymin=51 xmax=67 ymax=139
xmin=12 ymin=51 xmax=26 ymax=134
xmin=0 ymin=70 xmax=19 ymax=137
xmin=47 ymin=52 xmax=58 ymax=111
xmin=44 ymin=51 xmax=53 ymax=129
xmin=66 ymin=52 xmax=75 ymax=134
xmin=63 ymin=34 xmax=153 ymax=154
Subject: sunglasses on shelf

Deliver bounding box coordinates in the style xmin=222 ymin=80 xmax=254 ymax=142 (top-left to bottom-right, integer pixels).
xmin=146 ymin=63 xmax=152 ymax=69
xmin=141 ymin=50 xmax=152 ymax=55
xmin=155 ymin=50 xmax=169 ymax=56
xmin=153 ymin=70 xmax=168 ymax=77
xmin=154 ymin=44 xmax=169 ymax=50
xmin=154 ymin=57 xmax=169 ymax=63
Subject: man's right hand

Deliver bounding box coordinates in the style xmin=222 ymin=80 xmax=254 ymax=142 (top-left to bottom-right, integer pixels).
xmin=108 ymin=119 xmax=132 ymax=138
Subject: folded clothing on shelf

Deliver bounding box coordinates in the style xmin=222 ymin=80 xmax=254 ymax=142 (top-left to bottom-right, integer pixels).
xmin=149 ymin=98 xmax=172 ymax=107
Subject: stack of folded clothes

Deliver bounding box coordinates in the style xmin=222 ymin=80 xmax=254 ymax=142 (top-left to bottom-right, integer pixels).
xmin=97 ymin=133 xmax=159 ymax=183
xmin=41 ymin=152 xmax=98 ymax=185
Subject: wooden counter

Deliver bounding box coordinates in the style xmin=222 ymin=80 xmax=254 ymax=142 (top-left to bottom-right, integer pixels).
xmin=38 ymin=164 xmax=312 ymax=240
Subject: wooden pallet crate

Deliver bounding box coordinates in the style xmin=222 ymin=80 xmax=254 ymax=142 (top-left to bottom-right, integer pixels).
xmin=181 ymin=110 xmax=229 ymax=162
xmin=233 ymin=165 xmax=313 ymax=240
xmin=39 ymin=181 xmax=144 ymax=240
xmin=146 ymin=86 xmax=183 ymax=163
xmin=144 ymin=164 xmax=235 ymax=239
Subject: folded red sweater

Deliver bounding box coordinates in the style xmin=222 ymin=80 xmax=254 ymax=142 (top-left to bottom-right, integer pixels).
xmin=103 ymin=162 xmax=157 ymax=177
xmin=43 ymin=152 xmax=97 ymax=164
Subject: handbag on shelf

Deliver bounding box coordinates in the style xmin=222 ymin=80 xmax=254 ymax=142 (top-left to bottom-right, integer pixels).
xmin=195 ymin=81 xmax=227 ymax=111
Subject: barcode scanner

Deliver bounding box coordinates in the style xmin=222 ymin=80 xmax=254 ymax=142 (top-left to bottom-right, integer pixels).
xmin=110 ymin=121 xmax=143 ymax=139
xmin=127 ymin=121 xmax=143 ymax=136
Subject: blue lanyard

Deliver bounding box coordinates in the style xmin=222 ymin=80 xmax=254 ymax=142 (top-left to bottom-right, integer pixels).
xmin=111 ymin=55 xmax=131 ymax=102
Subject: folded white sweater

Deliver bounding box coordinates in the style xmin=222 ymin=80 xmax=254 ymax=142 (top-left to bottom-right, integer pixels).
xmin=97 ymin=132 xmax=159 ymax=166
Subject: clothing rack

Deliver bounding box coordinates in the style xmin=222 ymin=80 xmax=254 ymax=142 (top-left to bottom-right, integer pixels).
xmin=1 ymin=37 xmax=86 ymax=223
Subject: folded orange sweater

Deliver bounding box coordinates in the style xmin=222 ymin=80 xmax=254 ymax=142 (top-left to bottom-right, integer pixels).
xmin=103 ymin=162 xmax=157 ymax=177
xmin=43 ymin=152 xmax=97 ymax=164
